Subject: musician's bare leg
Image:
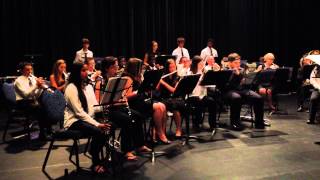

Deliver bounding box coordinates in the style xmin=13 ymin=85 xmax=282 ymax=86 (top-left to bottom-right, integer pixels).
xmin=173 ymin=111 xmax=182 ymax=137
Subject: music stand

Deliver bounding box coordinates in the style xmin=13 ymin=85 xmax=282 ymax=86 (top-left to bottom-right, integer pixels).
xmin=100 ymin=77 xmax=129 ymax=106
xmin=138 ymin=69 xmax=166 ymax=163
xmin=173 ymin=74 xmax=201 ymax=145
xmin=200 ymin=70 xmax=233 ymax=138
xmin=302 ymin=64 xmax=316 ymax=80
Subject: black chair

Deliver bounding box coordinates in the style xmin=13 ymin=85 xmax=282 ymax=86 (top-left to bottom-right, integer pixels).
xmin=2 ymin=82 xmax=32 ymax=142
xmin=41 ymin=90 xmax=86 ymax=172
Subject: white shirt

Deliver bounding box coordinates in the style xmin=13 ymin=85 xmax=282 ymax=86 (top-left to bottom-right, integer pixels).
xmin=200 ymin=47 xmax=218 ymax=61
xmin=172 ymin=47 xmax=190 ymax=65
xmin=74 ymin=48 xmax=93 ymax=64
xmin=14 ymin=75 xmax=43 ymax=101
xmin=176 ymin=64 xmax=190 ymax=77
xmin=83 ymin=84 xmax=103 ymax=114
xmin=64 ymin=83 xmax=100 ymax=129
xmin=310 ymin=66 xmax=320 ymax=91
xmin=204 ymin=64 xmax=220 ymax=72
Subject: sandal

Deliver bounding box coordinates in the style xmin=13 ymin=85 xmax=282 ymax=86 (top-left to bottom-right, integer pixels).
xmin=125 ymin=152 xmax=138 ymax=161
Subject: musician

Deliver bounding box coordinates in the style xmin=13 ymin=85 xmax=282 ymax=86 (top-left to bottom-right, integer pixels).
xmin=200 ymin=38 xmax=218 ymax=60
xmin=74 ymin=38 xmax=93 ymax=64
xmin=96 ymin=57 xmax=151 ymax=160
xmin=14 ymin=62 xmax=52 ymax=140
xmin=220 ymin=56 xmax=229 ymax=70
xmin=143 ymin=41 xmax=160 ymax=70
xmin=307 ymin=64 xmax=320 ymax=124
xmin=118 ymin=56 xmax=127 ymax=72
xmin=172 ymin=37 xmax=190 ymax=65
xmin=177 ymin=56 xmax=191 ymax=76
xmin=203 ymin=55 xmax=220 ymax=72
xmin=224 ymin=53 xmax=265 ymax=130
xmin=297 ymin=53 xmax=313 ymax=112
xmin=187 ymin=56 xmax=217 ymax=131
xmin=255 ymin=53 xmax=279 ymax=112
xmin=122 ymin=58 xmax=171 ymax=144
xmin=157 ymin=59 xmax=185 ymax=137
xmin=85 ymin=57 xmax=102 ymax=82
xmin=64 ymin=63 xmax=109 ymax=174
xmin=49 ymin=59 xmax=67 ymax=92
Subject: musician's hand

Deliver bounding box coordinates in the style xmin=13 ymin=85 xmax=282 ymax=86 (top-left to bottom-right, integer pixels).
xmin=98 ymin=123 xmax=111 ymax=131
xmin=36 ymin=77 xmax=45 ymax=87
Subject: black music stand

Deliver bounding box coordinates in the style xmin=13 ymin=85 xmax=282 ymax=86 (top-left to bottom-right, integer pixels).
xmin=302 ymin=64 xmax=316 ymax=80
xmin=138 ymin=69 xmax=166 ymax=163
xmin=200 ymin=70 xmax=233 ymax=138
xmin=173 ymin=74 xmax=201 ymax=145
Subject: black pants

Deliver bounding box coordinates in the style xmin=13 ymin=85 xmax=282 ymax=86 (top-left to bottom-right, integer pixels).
xmin=108 ymin=106 xmax=145 ymax=153
xmin=69 ymin=120 xmax=106 ymax=166
xmin=187 ymin=96 xmax=217 ymax=128
xmin=224 ymin=90 xmax=264 ymax=126
xmin=297 ymin=85 xmax=313 ymax=107
xmin=16 ymin=100 xmax=50 ymax=135
xmin=309 ymin=90 xmax=320 ymax=122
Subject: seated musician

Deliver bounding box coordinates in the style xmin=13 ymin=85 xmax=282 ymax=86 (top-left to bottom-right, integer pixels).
xmin=224 ymin=53 xmax=265 ymax=130
xmin=94 ymin=57 xmax=151 ymax=160
xmin=187 ymin=56 xmax=217 ymax=131
xmin=297 ymin=53 xmax=314 ymax=112
xmin=307 ymin=64 xmax=320 ymax=124
xmin=122 ymin=58 xmax=171 ymax=144
xmin=177 ymin=56 xmax=191 ymax=76
xmin=220 ymin=56 xmax=229 ymax=70
xmin=49 ymin=59 xmax=67 ymax=92
xmin=14 ymin=62 xmax=53 ymax=140
xmin=85 ymin=57 xmax=102 ymax=82
xmin=255 ymin=53 xmax=279 ymax=112
xmin=203 ymin=55 xmax=220 ymax=72
xmin=157 ymin=59 xmax=185 ymax=137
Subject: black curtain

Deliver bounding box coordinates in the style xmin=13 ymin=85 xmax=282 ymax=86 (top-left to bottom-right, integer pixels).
xmin=1 ymin=0 xmax=320 ymax=77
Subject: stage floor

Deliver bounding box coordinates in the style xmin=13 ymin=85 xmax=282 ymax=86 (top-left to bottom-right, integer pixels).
xmin=0 ymin=94 xmax=320 ymax=180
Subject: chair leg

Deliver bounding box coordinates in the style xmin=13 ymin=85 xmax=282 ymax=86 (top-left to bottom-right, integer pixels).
xmin=69 ymin=141 xmax=75 ymax=161
xmin=42 ymin=140 xmax=55 ymax=171
xmin=73 ymin=139 xmax=80 ymax=171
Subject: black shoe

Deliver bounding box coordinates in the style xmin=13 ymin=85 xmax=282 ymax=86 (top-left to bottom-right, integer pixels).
xmin=297 ymin=106 xmax=304 ymax=112
xmin=307 ymin=120 xmax=315 ymax=124
xmin=231 ymin=123 xmax=243 ymax=131
xmin=157 ymin=138 xmax=171 ymax=145
xmin=255 ymin=124 xmax=265 ymax=129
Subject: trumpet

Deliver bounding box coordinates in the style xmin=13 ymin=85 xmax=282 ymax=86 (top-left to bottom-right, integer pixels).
xmin=29 ymin=74 xmax=54 ymax=93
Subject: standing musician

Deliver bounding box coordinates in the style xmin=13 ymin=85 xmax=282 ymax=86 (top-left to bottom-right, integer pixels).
xmin=255 ymin=53 xmax=279 ymax=112
xmin=224 ymin=53 xmax=265 ymax=130
xmin=200 ymin=38 xmax=218 ymax=61
xmin=49 ymin=59 xmax=68 ymax=92
xmin=157 ymin=59 xmax=185 ymax=138
xmin=122 ymin=58 xmax=171 ymax=144
xmin=94 ymin=56 xmax=151 ymax=161
xmin=172 ymin=37 xmax=190 ymax=65
xmin=186 ymin=56 xmax=217 ymax=131
xmin=143 ymin=41 xmax=161 ymax=70
xmin=74 ymin=38 xmax=93 ymax=64
xmin=14 ymin=62 xmax=53 ymax=140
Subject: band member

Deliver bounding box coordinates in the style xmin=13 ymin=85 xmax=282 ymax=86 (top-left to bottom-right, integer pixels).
xmin=220 ymin=56 xmax=229 ymax=70
xmin=118 ymin=56 xmax=127 ymax=72
xmin=200 ymin=38 xmax=218 ymax=61
xmin=157 ymin=59 xmax=185 ymax=137
xmin=14 ymin=62 xmax=53 ymax=140
xmin=203 ymin=55 xmax=221 ymax=72
xmin=64 ymin=63 xmax=110 ymax=174
xmin=177 ymin=56 xmax=191 ymax=76
xmin=123 ymin=58 xmax=171 ymax=144
xmin=255 ymin=53 xmax=279 ymax=112
xmin=307 ymin=64 xmax=320 ymax=124
xmin=297 ymin=53 xmax=313 ymax=112
xmin=96 ymin=57 xmax=151 ymax=160
xmin=224 ymin=53 xmax=265 ymax=130
xmin=172 ymin=37 xmax=190 ymax=65
xmin=74 ymin=38 xmax=93 ymax=64
xmin=85 ymin=57 xmax=102 ymax=82
xmin=187 ymin=56 xmax=217 ymax=131
xmin=49 ymin=59 xmax=67 ymax=92
xmin=143 ymin=41 xmax=160 ymax=70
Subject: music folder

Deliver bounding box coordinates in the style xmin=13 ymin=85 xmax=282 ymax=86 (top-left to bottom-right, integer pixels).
xmin=173 ymin=74 xmax=201 ymax=97
xmin=200 ymin=70 xmax=233 ymax=89
xmin=100 ymin=76 xmax=129 ymax=105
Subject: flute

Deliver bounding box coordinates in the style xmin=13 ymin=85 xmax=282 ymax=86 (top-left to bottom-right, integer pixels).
xmin=161 ymin=71 xmax=177 ymax=79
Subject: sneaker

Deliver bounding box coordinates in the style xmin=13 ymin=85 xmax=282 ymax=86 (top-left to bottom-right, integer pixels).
xmin=297 ymin=106 xmax=304 ymax=112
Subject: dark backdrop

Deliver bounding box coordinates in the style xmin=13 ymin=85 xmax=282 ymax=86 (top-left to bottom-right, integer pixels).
xmin=1 ymin=0 xmax=319 ymax=77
